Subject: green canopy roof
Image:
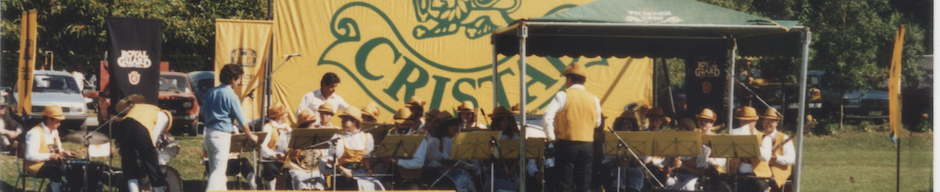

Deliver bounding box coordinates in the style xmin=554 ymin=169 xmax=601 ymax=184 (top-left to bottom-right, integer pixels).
xmin=492 ymin=0 xmax=806 ymax=58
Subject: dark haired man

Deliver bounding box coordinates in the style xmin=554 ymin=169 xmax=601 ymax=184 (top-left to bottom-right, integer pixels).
xmin=298 ymin=72 xmax=350 ymax=122
xmin=541 ymin=63 xmax=602 ymax=192
xmin=202 ymin=64 xmax=258 ymax=191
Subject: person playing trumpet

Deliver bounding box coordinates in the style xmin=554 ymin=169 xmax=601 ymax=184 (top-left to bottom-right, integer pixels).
xmin=327 ymin=106 xmax=385 ymax=190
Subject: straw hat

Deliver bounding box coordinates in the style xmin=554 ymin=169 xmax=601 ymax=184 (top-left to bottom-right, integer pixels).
xmin=677 ymin=118 xmax=698 ymax=131
xmin=318 ymin=103 xmax=335 ymax=114
xmin=457 ymin=101 xmax=475 ymax=113
xmin=762 ymin=108 xmax=782 ymax=120
xmin=488 ymin=106 xmax=514 ymax=118
xmin=339 ymin=106 xmax=363 ymax=123
xmin=425 ymin=108 xmax=441 ymax=119
xmin=43 ymin=105 xmax=65 ymax=120
xmin=115 ymin=94 xmax=146 ymax=114
xmin=297 ymin=109 xmax=318 ymax=125
xmin=646 ymin=107 xmax=666 ymax=119
xmin=268 ymin=103 xmax=288 ymax=119
xmin=562 ymin=62 xmax=587 ymax=78
xmin=436 ymin=111 xmax=460 ymax=124
xmin=735 ymin=106 xmax=759 ymax=120
xmin=696 ymin=108 xmax=717 ymax=121
xmin=361 ymin=102 xmax=381 ymax=119
xmin=406 ymin=96 xmax=427 ymax=108
xmin=394 ymin=108 xmax=413 ymax=124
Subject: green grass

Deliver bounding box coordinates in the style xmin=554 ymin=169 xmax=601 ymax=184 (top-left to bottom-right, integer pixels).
xmin=1 ymin=129 xmax=932 ymax=192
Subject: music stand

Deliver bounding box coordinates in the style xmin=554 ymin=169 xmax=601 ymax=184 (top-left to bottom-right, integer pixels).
xmin=604 ymin=131 xmax=653 ymax=157
xmin=450 ymin=132 xmax=493 ymax=160
xmin=288 ymin=128 xmax=341 ymax=149
xmin=363 ymin=122 xmax=395 ymax=144
xmin=373 ymin=134 xmax=426 ymax=158
xmin=497 ymin=138 xmax=544 ymax=159
xmin=652 ymin=131 xmax=701 ymax=157
xmin=230 ymin=132 xmax=268 ymax=152
xmin=707 ymin=135 xmax=760 ymax=158
xmin=708 ymin=134 xmax=761 ymax=192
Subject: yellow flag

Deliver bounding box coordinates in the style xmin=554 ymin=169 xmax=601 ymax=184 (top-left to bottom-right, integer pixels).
xmin=16 ymin=10 xmax=38 ymax=116
xmin=888 ymin=25 xmax=905 ymax=143
xmin=215 ymin=19 xmax=273 ymax=121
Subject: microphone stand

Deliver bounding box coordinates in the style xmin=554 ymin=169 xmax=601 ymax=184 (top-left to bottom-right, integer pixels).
xmin=604 ymin=126 xmax=665 ymax=189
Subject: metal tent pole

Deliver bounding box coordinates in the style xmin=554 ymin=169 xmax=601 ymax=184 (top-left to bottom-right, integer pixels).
xmin=793 ymin=28 xmax=811 ymax=192
xmin=518 ymin=22 xmax=528 ymax=192
xmin=726 ymin=39 xmax=737 ymax=133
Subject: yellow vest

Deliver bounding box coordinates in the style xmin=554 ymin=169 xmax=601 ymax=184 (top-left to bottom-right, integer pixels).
xmin=769 ymin=132 xmax=793 ymax=187
xmin=26 ymin=126 xmax=59 ymax=175
xmin=554 ymin=88 xmax=598 ymax=142
xmin=729 ymin=132 xmax=772 ymax=178
xmin=121 ymin=104 xmax=173 ymax=146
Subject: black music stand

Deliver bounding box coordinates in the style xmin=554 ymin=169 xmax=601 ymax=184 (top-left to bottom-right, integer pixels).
xmin=288 ymin=128 xmax=341 ymax=149
xmin=373 ymin=134 xmax=426 ymax=158
xmin=230 ymin=132 xmax=268 ymax=153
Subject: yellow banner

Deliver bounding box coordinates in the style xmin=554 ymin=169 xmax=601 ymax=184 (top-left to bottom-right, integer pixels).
xmin=17 ymin=10 xmax=37 ymax=116
xmin=272 ymin=0 xmax=654 ymax=126
xmin=215 ymin=19 xmax=273 ymax=120
xmin=889 ymin=25 xmax=905 ymax=141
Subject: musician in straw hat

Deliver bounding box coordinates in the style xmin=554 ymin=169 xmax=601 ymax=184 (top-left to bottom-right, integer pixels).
xmin=729 ymin=106 xmax=772 ymax=192
xmin=327 ymin=106 xmax=385 ymax=190
xmin=541 ymin=63 xmax=602 ymax=192
xmin=112 ymin=95 xmax=174 ymax=192
xmin=760 ymin=108 xmax=795 ymax=192
xmin=24 ymin=105 xmax=74 ymax=192
xmin=316 ymin=103 xmax=337 ymax=128
xmin=258 ymin=103 xmax=292 ymax=190
xmin=457 ymin=101 xmax=486 ymax=132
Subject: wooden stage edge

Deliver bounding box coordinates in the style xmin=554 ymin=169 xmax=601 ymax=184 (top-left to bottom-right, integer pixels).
xmin=217 ymin=191 xmax=457 ymax=192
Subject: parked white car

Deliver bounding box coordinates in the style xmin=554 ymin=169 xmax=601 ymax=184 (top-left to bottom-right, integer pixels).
xmin=13 ymin=70 xmax=89 ymax=129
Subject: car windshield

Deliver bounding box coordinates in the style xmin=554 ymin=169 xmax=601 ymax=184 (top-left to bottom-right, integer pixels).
xmin=159 ymin=75 xmax=192 ymax=93
xmin=32 ymin=74 xmax=80 ymax=94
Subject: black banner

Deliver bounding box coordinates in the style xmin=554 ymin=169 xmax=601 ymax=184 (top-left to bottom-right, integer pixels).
xmin=684 ymin=57 xmax=727 ymax=121
xmin=106 ymin=17 xmax=162 ymax=113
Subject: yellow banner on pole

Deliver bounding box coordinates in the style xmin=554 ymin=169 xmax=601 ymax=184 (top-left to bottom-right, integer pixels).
xmin=272 ymin=0 xmax=654 ymax=126
xmin=17 ymin=10 xmax=38 ymax=116
xmin=215 ymin=19 xmax=273 ymax=121
xmin=889 ymin=25 xmax=905 ymax=142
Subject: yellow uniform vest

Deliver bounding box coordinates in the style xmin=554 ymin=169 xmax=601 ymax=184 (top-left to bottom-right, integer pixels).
xmin=26 ymin=126 xmax=60 ymax=175
xmin=769 ymin=132 xmax=793 ymax=188
xmin=554 ymin=88 xmax=598 ymax=142
xmin=121 ymin=104 xmax=173 ymax=146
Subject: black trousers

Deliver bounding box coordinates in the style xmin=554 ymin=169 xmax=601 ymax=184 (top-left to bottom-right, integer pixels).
xmin=554 ymin=140 xmax=593 ymax=192
xmin=117 ymin=119 xmax=166 ymax=187
xmin=36 ymin=161 xmax=65 ymax=182
xmin=736 ymin=173 xmax=769 ymax=192
xmin=261 ymin=162 xmax=283 ymax=181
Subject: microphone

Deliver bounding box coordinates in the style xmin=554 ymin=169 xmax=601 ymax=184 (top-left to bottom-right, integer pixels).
xmin=282 ymin=52 xmax=302 ymax=57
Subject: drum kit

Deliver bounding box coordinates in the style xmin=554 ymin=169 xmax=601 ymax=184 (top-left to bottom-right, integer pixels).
xmin=64 ymin=133 xmax=183 ymax=192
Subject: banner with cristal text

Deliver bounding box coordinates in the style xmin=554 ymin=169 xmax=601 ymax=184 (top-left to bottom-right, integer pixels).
xmin=271 ymin=0 xmax=655 ymax=126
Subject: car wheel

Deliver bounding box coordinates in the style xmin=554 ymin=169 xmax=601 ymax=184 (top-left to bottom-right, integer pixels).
xmin=189 ymin=121 xmax=198 ymax=136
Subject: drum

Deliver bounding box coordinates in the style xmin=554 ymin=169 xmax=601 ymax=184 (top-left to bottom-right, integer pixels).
xmin=65 ymin=160 xmax=105 ymax=192
xmin=140 ymin=165 xmax=183 ymax=192
xmin=156 ymin=135 xmax=179 ymax=165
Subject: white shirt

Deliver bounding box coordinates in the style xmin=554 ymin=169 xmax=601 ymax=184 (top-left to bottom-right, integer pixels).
xmin=541 ymin=84 xmax=603 ymax=141
xmin=25 ymin=123 xmax=63 ymax=162
xmin=327 ymin=130 xmax=374 ymax=162
xmin=151 ymin=112 xmax=170 ymax=146
xmin=764 ymin=130 xmax=796 ymax=165
xmin=396 ymin=140 xmax=428 ymax=169
xmin=730 ymin=124 xmax=757 ymax=135
xmin=297 ymin=89 xmax=350 ymax=116
xmin=72 ymin=71 xmax=85 ymax=91
xmin=260 ymin=121 xmax=292 ymax=159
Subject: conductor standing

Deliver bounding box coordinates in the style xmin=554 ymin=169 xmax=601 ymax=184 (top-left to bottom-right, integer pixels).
xmin=542 ymin=63 xmax=602 ymax=192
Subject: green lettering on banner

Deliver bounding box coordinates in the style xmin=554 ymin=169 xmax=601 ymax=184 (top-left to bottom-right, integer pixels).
xmin=383 ymin=57 xmax=429 ymax=101
xmin=452 ymin=78 xmax=479 ymax=109
xmin=429 ymin=75 xmax=452 ymax=110
xmin=477 ymin=68 xmax=515 ymax=107
xmin=525 ymin=64 xmax=558 ymax=104
xmin=357 ymin=38 xmax=401 ymax=80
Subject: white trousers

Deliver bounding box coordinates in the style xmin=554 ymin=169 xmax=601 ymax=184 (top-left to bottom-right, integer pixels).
xmin=205 ymin=129 xmax=232 ymax=191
